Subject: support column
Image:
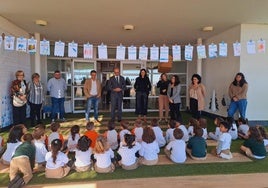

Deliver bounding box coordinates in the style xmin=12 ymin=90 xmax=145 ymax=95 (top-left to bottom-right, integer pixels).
xmin=34 ymin=32 xmax=41 ymax=74
xmin=197 ymin=38 xmax=202 ymax=76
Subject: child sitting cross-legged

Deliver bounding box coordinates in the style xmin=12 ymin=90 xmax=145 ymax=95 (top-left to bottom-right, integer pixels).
xmin=103 ymin=120 xmax=118 ymax=150
xmin=117 ymin=134 xmax=141 ymax=170
xmin=47 ymin=122 xmax=64 ymax=151
xmin=131 ymin=119 xmax=143 ymax=143
xmin=84 ymin=121 xmax=98 ymax=149
xmin=187 ymin=127 xmax=207 ymax=160
xmin=240 ymin=126 xmax=266 ymax=159
xmin=208 ymin=117 xmax=224 ymax=141
xmin=151 ymin=118 xmax=166 ymax=148
xmin=164 ymin=128 xmax=186 ymax=163
xmin=237 ymin=118 xmax=250 ymax=139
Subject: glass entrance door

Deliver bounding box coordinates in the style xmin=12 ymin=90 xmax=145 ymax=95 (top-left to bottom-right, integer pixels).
xmin=72 ymin=59 xmax=96 ymax=113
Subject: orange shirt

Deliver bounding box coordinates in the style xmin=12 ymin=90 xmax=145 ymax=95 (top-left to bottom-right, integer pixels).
xmin=84 ymin=130 xmax=98 ymax=148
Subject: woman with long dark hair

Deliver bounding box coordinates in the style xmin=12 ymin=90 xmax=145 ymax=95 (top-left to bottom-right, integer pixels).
xmin=134 ymin=69 xmax=152 ymax=122
xmin=167 ymin=75 xmax=182 ymax=122
xmin=228 ymin=72 xmax=248 ymax=119
xmin=157 ymin=73 xmax=170 ymax=123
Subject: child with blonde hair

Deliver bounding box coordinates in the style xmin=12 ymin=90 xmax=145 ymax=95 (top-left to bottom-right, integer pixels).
xmin=208 ymin=117 xmax=224 ymax=140
xmin=240 ymin=126 xmax=266 ymax=159
xmin=131 ymin=119 xmax=143 ymax=142
xmin=93 ymin=135 xmax=115 ymax=173
xmin=103 ymin=120 xmax=118 ymax=150
xmin=151 ymin=119 xmax=166 ymax=147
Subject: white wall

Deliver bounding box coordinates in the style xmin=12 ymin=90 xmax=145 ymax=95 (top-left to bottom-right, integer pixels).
xmin=240 ymin=24 xmax=268 ymax=121
xmin=0 ymin=16 xmax=30 ymax=127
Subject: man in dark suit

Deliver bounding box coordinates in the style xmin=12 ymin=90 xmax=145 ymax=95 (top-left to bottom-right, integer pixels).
xmin=108 ymin=67 xmax=126 ymax=122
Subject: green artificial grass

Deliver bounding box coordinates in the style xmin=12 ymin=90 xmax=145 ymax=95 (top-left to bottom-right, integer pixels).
xmin=0 ymin=112 xmax=268 ymax=186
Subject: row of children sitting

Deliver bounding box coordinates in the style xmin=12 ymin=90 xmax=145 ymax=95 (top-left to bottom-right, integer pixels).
xmin=2 ymin=117 xmax=268 ymax=187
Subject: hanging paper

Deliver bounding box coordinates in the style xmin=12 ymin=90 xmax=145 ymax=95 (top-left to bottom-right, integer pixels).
xmin=247 ymin=40 xmax=256 ymax=54
xmin=54 ymin=41 xmax=65 ymax=57
xmin=257 ymin=39 xmax=266 ymax=53
xmin=219 ymin=42 xmax=228 ymax=57
xmin=197 ymin=45 xmax=206 ymax=59
xmin=27 ymin=38 xmax=37 ymax=54
xmin=98 ymin=44 xmax=108 ymax=59
xmin=4 ymin=36 xmax=15 ymax=50
xmin=208 ymin=43 xmax=217 ymax=58
xmin=83 ymin=43 xmax=93 ymax=59
xmin=116 ymin=45 xmax=126 ymax=60
xmin=233 ymin=42 xmax=241 ymax=57
xmin=160 ymin=45 xmax=169 ymax=62
xmin=16 ymin=37 xmax=27 ymax=52
xmin=40 ymin=39 xmax=50 ymax=56
xmin=128 ymin=46 xmax=137 ymax=60
xmin=150 ymin=45 xmax=159 ymax=61
xmin=172 ymin=45 xmax=181 ymax=61
xmin=68 ymin=41 xmax=78 ymax=57
xmin=139 ymin=45 xmax=148 ymax=60
xmin=184 ymin=44 xmax=193 ymax=61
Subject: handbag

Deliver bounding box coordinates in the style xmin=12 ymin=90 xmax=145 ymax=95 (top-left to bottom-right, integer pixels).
xmin=13 ymin=95 xmax=27 ymax=107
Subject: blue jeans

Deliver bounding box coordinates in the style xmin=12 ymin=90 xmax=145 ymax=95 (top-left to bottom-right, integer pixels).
xmin=51 ymin=97 xmax=65 ymax=119
xmin=85 ymin=97 xmax=99 ymax=120
xmin=228 ymin=99 xmax=247 ymax=119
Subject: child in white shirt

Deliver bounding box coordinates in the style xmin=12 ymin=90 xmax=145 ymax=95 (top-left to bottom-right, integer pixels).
xmin=165 ymin=128 xmax=186 ymax=163
xmin=177 ymin=121 xmax=189 ymax=142
xmin=208 ymin=117 xmax=224 ymax=141
xmin=165 ymin=120 xmax=177 ymax=143
xmin=151 ymin=119 xmax=166 ymax=147
xmin=132 ymin=119 xmax=143 ymax=142
xmin=48 ymin=122 xmax=64 ymax=151
xmin=45 ymin=139 xmax=71 ymax=178
xmin=32 ymin=126 xmax=48 ymax=167
xmin=93 ymin=136 xmax=115 ymax=173
xmin=187 ymin=118 xmax=199 ymax=138
xmin=237 ymin=118 xmax=249 ymax=139
xmin=74 ymin=136 xmax=92 ymax=172
xmin=227 ymin=117 xmax=238 ymax=140
xmin=214 ymin=121 xmax=233 ymax=160
xmin=119 ymin=120 xmax=131 ymax=143
xmin=198 ymin=118 xmax=208 ymax=139
xmin=103 ymin=121 xmax=118 ymax=150
xmin=118 ymin=134 xmax=141 ymax=170
xmin=67 ymin=125 xmax=80 ymax=152
xmin=139 ymin=127 xmax=160 ymax=165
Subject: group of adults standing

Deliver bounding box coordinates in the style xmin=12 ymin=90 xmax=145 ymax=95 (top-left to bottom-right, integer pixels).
xmin=10 ymin=67 xmax=248 ymax=126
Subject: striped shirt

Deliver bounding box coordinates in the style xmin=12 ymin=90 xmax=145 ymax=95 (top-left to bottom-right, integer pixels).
xmin=28 ymin=81 xmax=44 ymax=104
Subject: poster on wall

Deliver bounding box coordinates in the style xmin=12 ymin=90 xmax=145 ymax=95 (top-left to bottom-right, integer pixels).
xmin=233 ymin=42 xmax=241 ymax=56
xmin=197 ymin=45 xmax=206 ymax=59
xmin=16 ymin=37 xmax=27 ymax=52
xmin=160 ymin=45 xmax=169 ymax=62
xmin=139 ymin=45 xmax=148 ymax=60
xmin=27 ymin=38 xmax=37 ymax=54
xmin=4 ymin=35 xmax=15 ymax=50
xmin=172 ymin=45 xmax=181 ymax=61
xmin=246 ymin=40 xmax=256 ymax=54
xmin=150 ymin=45 xmax=159 ymax=61
xmin=184 ymin=44 xmax=193 ymax=61
xmin=68 ymin=41 xmax=78 ymax=57
xmin=208 ymin=43 xmax=217 ymax=58
xmin=219 ymin=42 xmax=228 ymax=57
xmin=128 ymin=45 xmax=137 ymax=60
xmin=54 ymin=41 xmax=65 ymax=57
xmin=98 ymin=43 xmax=108 ymax=59
xmin=83 ymin=43 xmax=93 ymax=59
xmin=257 ymin=39 xmax=266 ymax=53
xmin=116 ymin=44 xmax=126 ymax=60
xmin=40 ymin=39 xmax=50 ymax=56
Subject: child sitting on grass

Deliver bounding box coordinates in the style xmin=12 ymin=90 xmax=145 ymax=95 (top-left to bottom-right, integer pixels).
xmin=74 ymin=136 xmax=92 ymax=172
xmin=151 ymin=118 xmax=166 ymax=147
xmin=92 ymin=135 xmax=115 ymax=173
xmin=9 ymin=133 xmax=35 ymax=187
xmin=165 ymin=120 xmax=177 ymax=143
xmin=131 ymin=119 xmax=143 ymax=142
xmin=139 ymin=127 xmax=160 ymax=166
xmin=237 ymin=118 xmax=249 ymax=139
xmin=84 ymin=121 xmax=98 ymax=148
xmin=103 ymin=120 xmax=118 ymax=150
xmin=227 ymin=117 xmax=238 ymax=140
xmin=164 ymin=128 xmax=186 ymax=163
xmin=208 ymin=117 xmax=224 ymax=141
xmin=240 ymin=126 xmax=266 ymax=159
xmin=198 ymin=118 xmax=208 ymax=139
xmin=117 ymin=134 xmax=141 ymax=170
xmin=119 ymin=120 xmax=131 ymax=143
xmin=176 ymin=121 xmax=189 ymax=142
xmin=187 ymin=118 xmax=199 ymax=138
xmin=48 ymin=122 xmax=64 ymax=151
xmin=258 ymin=126 xmax=268 ymax=152
xmin=213 ymin=121 xmax=233 ymax=160
xmin=187 ymin=127 xmax=207 ymax=160
xmin=45 ymin=139 xmax=71 ymax=178
xmin=67 ymin=125 xmax=80 ymax=153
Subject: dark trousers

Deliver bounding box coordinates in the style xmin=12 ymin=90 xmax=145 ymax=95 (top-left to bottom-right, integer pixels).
xmin=29 ymin=102 xmax=42 ymax=126
xmin=110 ymin=92 xmax=123 ymax=121
xmin=135 ymin=91 xmax=148 ymax=115
xmin=51 ymin=97 xmax=65 ymax=119
xmin=12 ymin=105 xmax=26 ymax=125
xmin=169 ymin=103 xmax=182 ymax=123
xmin=190 ymin=98 xmax=201 ymax=119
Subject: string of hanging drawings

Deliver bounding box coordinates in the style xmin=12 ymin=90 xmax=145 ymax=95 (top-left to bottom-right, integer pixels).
xmin=0 ymin=34 xmax=266 ymax=61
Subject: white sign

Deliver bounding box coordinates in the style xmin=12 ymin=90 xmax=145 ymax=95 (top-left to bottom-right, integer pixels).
xmin=208 ymin=43 xmax=217 ymax=58
xmin=139 ymin=45 xmax=148 ymax=60
xmin=116 ymin=45 xmax=126 ymax=60
xmin=16 ymin=37 xmax=27 ymax=52
xmin=98 ymin=44 xmax=108 ymax=59
xmin=40 ymin=39 xmax=50 ymax=56
xmin=247 ymin=40 xmax=256 ymax=54
xmin=257 ymin=39 xmax=266 ymax=53
xmin=172 ymin=45 xmax=181 ymax=61
xmin=185 ymin=44 xmax=193 ymax=61
xmin=128 ymin=46 xmax=137 ymax=60
xmin=160 ymin=46 xmax=169 ymax=62
xmin=150 ymin=45 xmax=159 ymax=61
xmin=219 ymin=42 xmax=228 ymax=57
xmin=233 ymin=42 xmax=241 ymax=57
xmin=68 ymin=42 xmax=78 ymax=57
xmin=27 ymin=38 xmax=37 ymax=54
xmin=83 ymin=43 xmax=93 ymax=59
xmin=197 ymin=45 xmax=206 ymax=59
xmin=54 ymin=41 xmax=65 ymax=57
